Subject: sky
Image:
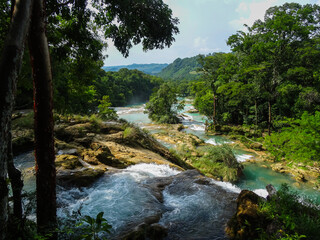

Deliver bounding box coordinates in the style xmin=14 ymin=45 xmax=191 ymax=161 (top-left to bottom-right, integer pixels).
xmin=103 ymin=0 xmax=320 ymax=66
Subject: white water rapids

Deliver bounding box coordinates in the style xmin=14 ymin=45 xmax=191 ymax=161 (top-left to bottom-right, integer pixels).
xmin=56 ymin=163 xmax=238 ymax=239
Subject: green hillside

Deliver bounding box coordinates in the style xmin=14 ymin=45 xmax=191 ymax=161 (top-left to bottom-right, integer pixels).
xmin=157 ymin=55 xmax=202 ymax=80
xmin=102 ymin=63 xmax=168 ymax=75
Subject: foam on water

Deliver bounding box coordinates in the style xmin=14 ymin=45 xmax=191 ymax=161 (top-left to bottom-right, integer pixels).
xmin=57 ymin=164 xmax=180 ymax=232
xmin=235 ymin=154 xmax=253 ymax=163
xmin=210 ymin=180 xmax=268 ymax=198
xmin=116 ymin=106 xmax=145 ymax=115
xmin=253 ymin=189 xmax=268 ymax=198
xmin=189 ymin=124 xmax=205 ymax=131
xmin=205 ymin=138 xmax=221 ymax=145
xmin=210 ymin=179 xmax=241 ymax=193
xmin=124 ymin=163 xmax=181 ymax=179
xmin=159 ymin=182 xmax=236 ymax=239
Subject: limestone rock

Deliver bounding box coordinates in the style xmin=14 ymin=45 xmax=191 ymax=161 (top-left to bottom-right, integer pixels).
xmin=57 ymin=168 xmax=105 ymax=187
xmin=55 ymin=154 xmax=82 ymax=170
xmin=226 ymin=190 xmax=268 ymax=240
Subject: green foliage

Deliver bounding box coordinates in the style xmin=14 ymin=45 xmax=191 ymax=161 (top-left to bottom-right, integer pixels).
xmin=77 ymin=212 xmax=112 ymax=240
xmin=265 ymin=112 xmax=320 ymax=163
xmin=95 ymin=68 xmax=163 ymax=107
xmin=187 ymin=3 xmax=320 ymax=130
xmin=189 ymin=145 xmax=241 ymax=182
xmin=145 ymin=83 xmax=184 ymax=124
xmin=258 ymin=184 xmax=320 ymax=239
xmin=123 ymin=127 xmax=135 ymax=139
xmin=157 ymin=56 xmax=202 ymax=80
xmin=201 ymin=144 xmax=239 ymax=168
xmin=6 ymin=0 xmax=178 ymax=114
xmin=98 ymin=96 xmax=118 ymax=120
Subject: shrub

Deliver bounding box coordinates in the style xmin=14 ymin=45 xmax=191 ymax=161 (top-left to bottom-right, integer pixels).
xmin=259 ymin=184 xmax=320 ymax=239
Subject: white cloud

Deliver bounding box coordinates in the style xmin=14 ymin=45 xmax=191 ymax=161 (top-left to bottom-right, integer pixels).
xmin=193 ymin=37 xmax=220 ymax=54
xmin=230 ymin=0 xmax=278 ymax=30
xmin=194 ymin=37 xmax=208 ymax=48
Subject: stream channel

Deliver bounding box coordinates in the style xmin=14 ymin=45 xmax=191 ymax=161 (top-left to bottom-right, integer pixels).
xmin=14 ymin=101 xmax=320 ymax=239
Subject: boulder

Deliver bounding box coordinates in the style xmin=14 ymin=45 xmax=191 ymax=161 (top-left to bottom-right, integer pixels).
xmin=81 ymin=145 xmax=129 ymax=168
xmin=12 ymin=129 xmax=34 ymax=155
xmin=226 ymin=190 xmax=268 ymax=240
xmin=55 ymin=154 xmax=82 ymax=170
xmin=57 ymin=168 xmax=105 ymax=187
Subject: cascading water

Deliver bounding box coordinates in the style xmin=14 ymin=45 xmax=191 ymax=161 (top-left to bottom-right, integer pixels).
xmin=55 ymin=163 xmax=237 ymax=239
xmin=13 ymin=101 xmax=320 ymax=239
xmin=116 ymin=102 xmax=320 ymax=202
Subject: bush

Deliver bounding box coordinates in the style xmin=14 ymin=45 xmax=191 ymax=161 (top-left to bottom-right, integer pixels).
xmin=259 ymin=184 xmax=320 ymax=240
xmin=98 ymin=95 xmax=118 ymax=121
xmin=191 ymin=145 xmax=241 ymax=182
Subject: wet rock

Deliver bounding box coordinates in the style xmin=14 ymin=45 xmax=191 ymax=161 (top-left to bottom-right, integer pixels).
xmin=294 ymin=171 xmax=306 ymax=182
xmin=80 ymin=146 xmax=123 ymax=168
xmin=143 ymin=176 xmax=175 ymax=203
xmin=73 ymin=136 xmax=94 ymax=148
xmin=55 ymin=154 xmax=82 ymax=170
xmin=146 ymin=223 xmax=168 ymax=240
xmin=272 ymin=164 xmax=288 ymax=174
xmin=12 ymin=129 xmax=34 ymax=155
xmin=55 ymin=139 xmax=80 ymax=151
xmin=120 ymin=221 xmax=168 ymax=240
xmin=250 ymin=142 xmax=263 ymax=150
xmin=226 ymin=190 xmax=268 ymax=240
xmin=266 ymin=184 xmax=277 ymax=200
xmin=57 ymin=168 xmax=105 ymax=187
xmin=55 ymin=122 xmax=93 ymax=142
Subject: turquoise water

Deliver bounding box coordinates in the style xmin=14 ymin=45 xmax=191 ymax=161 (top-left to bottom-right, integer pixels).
xmin=116 ymin=103 xmax=320 ymax=201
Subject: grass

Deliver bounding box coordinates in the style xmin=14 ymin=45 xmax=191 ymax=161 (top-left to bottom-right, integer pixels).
xmin=177 ymin=144 xmax=242 ymax=182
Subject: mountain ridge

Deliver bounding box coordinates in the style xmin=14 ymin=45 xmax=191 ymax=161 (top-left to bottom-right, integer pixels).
xmin=102 ymin=63 xmax=168 ymax=75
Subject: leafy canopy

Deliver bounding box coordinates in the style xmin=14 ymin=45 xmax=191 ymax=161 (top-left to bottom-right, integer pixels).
xmin=145 ymin=83 xmax=184 ymax=124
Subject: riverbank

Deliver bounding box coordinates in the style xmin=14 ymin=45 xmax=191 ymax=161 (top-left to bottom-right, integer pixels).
xmin=207 ymin=124 xmax=320 ymax=190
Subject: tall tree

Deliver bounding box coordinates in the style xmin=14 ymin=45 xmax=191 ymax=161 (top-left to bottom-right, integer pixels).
xmin=145 ymin=83 xmax=184 ymax=123
xmin=29 ymin=0 xmax=56 ymax=236
xmin=1 ymin=0 xmax=179 ymax=238
xmin=0 ymin=0 xmax=33 ymax=239
xmin=195 ymin=53 xmax=226 ymax=124
xmin=228 ymin=3 xmax=320 ymax=134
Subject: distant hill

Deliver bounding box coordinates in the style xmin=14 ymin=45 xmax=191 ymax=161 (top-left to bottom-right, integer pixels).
xmin=157 ymin=55 xmax=202 ymax=81
xmin=102 ymin=63 xmax=168 ymax=75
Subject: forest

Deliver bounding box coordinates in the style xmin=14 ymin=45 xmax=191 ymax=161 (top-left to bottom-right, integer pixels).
xmin=1 ymin=0 xmax=320 ymax=240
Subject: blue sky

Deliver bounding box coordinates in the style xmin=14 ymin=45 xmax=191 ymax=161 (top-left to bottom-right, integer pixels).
xmin=103 ymin=0 xmax=320 ymax=66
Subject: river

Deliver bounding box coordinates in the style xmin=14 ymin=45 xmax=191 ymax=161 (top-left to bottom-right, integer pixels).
xmin=13 ymin=101 xmax=320 ymax=239
xmin=115 ymin=102 xmax=320 ymax=202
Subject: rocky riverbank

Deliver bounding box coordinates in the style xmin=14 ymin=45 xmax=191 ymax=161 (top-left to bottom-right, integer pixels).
xmin=207 ymin=124 xmax=320 ymax=190
xmin=12 ymin=114 xmax=193 ymax=188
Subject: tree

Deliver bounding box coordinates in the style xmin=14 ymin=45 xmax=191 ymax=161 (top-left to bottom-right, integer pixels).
xmin=98 ymin=95 xmax=118 ymax=120
xmin=29 ymin=0 xmax=57 ymax=236
xmin=0 ymin=0 xmax=179 ymax=238
xmin=0 ymin=0 xmax=33 ymax=239
xmin=227 ymin=3 xmax=320 ymax=134
xmin=195 ymin=53 xmax=227 ymax=124
xmin=145 ymin=83 xmax=184 ymax=123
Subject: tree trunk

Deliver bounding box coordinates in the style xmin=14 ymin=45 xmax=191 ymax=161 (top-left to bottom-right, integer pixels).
xmin=28 ymin=0 xmax=57 ymax=237
xmin=7 ymin=125 xmax=24 ymax=220
xmin=0 ymin=0 xmax=33 ymax=239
